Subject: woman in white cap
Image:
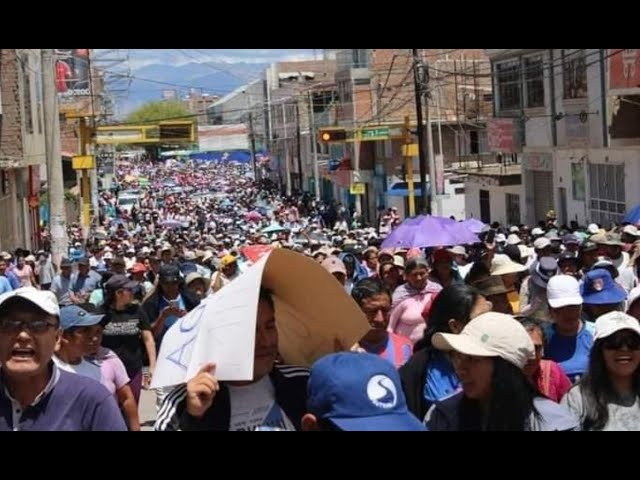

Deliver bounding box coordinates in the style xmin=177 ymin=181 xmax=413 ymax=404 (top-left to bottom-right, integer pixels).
xmin=561 ymin=312 xmax=640 ymax=430
xmin=425 ymin=312 xmax=579 ymax=431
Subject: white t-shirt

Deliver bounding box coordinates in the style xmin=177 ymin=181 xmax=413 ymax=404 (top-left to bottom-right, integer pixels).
xmin=53 ymin=356 xmax=102 ymax=384
xmin=227 ymin=376 xmax=295 ymax=431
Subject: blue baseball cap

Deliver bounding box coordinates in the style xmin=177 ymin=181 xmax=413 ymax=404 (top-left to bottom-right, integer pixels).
xmin=59 ymin=305 xmax=105 ymax=331
xmin=307 ymin=352 xmax=427 ymax=431
xmin=581 ymin=269 xmax=627 ymax=305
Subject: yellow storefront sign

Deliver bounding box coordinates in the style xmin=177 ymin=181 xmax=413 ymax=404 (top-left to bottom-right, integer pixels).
xmin=72 ymin=155 xmax=96 ymax=170
xmin=350 ymin=182 xmax=365 ymax=195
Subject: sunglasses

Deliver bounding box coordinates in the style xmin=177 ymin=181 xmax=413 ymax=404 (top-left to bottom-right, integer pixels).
xmin=0 ymin=318 xmax=59 ymax=334
xmin=603 ymin=334 xmax=640 ymax=351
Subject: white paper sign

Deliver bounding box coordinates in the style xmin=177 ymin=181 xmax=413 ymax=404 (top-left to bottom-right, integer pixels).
xmin=150 ymin=255 xmax=267 ymax=389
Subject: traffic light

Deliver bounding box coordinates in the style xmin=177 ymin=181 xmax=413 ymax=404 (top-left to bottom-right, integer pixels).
xmin=318 ymin=128 xmax=347 ymax=143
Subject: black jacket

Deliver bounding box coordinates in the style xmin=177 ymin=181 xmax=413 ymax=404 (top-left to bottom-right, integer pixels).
xmin=398 ymin=349 xmax=430 ymax=420
xmin=154 ymin=364 xmax=309 ymax=431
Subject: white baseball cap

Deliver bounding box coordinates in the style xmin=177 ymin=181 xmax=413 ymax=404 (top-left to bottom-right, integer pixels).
xmin=0 ymin=287 xmax=60 ymax=316
xmin=587 ymin=223 xmax=600 ymax=234
xmin=432 ymin=312 xmax=535 ymax=370
xmin=627 ymin=286 xmax=640 ymax=312
xmin=594 ymin=311 xmax=640 ymax=342
xmin=506 ymin=234 xmax=522 ymax=246
xmin=533 ymin=237 xmax=551 ymax=250
xmin=546 ymin=274 xmax=583 ymax=308
xmin=623 ymin=225 xmax=640 ymax=237
xmin=531 ymin=227 xmax=545 ymax=236
xmin=510 ymin=226 xmax=520 ymax=233
xmin=495 ymin=233 xmax=507 ymax=244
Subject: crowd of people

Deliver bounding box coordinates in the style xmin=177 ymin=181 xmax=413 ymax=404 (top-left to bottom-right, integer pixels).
xmin=1 ymin=156 xmax=640 ymax=431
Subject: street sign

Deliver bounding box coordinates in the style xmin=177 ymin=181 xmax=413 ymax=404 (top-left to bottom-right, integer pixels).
xmin=360 ymin=127 xmax=389 ymax=141
xmin=350 ymin=182 xmax=366 ymax=195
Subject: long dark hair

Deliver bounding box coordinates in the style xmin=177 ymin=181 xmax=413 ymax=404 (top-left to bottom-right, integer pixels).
xmin=459 ymin=358 xmax=539 ymax=431
xmin=414 ymin=284 xmax=481 ymax=353
xmin=579 ymin=337 xmax=640 ymax=430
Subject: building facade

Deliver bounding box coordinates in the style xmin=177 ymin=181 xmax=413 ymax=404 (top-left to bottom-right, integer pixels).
xmin=487 ymin=49 xmax=637 ymax=228
xmin=0 ymin=49 xmax=46 ymax=251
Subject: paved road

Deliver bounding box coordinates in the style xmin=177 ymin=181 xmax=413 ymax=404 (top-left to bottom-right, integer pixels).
xmin=140 ymin=388 xmax=156 ymax=431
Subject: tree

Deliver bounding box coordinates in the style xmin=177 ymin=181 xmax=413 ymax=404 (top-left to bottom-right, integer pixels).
xmin=125 ymin=100 xmax=193 ymax=124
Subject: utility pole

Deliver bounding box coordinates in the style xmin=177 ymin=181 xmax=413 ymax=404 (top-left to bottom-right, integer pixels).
xmin=282 ymin=103 xmax=292 ymax=196
xmin=295 ymin=101 xmax=303 ymax=193
xmin=248 ymin=111 xmax=258 ymax=180
xmin=413 ymin=49 xmax=429 ymax=214
xmin=41 ymin=49 xmax=68 ymax=267
xmin=352 ymin=78 xmax=362 ymax=218
xmin=308 ymin=91 xmax=320 ymax=200
xmin=403 ymin=115 xmax=416 ymax=216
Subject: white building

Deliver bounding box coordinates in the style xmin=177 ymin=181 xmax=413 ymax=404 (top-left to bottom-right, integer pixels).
xmin=487 ymin=49 xmax=640 ymax=228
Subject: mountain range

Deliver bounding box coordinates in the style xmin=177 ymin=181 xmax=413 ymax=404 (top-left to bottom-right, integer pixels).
xmin=112 ymin=61 xmax=269 ymax=118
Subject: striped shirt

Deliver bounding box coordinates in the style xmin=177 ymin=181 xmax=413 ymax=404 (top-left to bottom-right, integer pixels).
xmin=155 ymin=364 xmax=309 ymax=431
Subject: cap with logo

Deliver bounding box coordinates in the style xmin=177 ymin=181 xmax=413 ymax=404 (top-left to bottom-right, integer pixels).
xmin=593 ymin=311 xmax=640 ymax=342
xmin=580 ymin=269 xmax=626 ymax=305
xmin=159 ymin=264 xmax=181 ymax=283
xmin=433 ymin=312 xmax=534 ymax=370
xmin=307 ymin=352 xmax=426 ymax=431
xmin=59 ymin=305 xmax=105 ymax=331
xmin=320 ymin=256 xmax=347 ymax=276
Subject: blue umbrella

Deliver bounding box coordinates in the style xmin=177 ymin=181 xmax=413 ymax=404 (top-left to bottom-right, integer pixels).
xmin=624 ymin=205 xmax=640 ymax=225
xmin=262 ymin=224 xmax=288 ymax=234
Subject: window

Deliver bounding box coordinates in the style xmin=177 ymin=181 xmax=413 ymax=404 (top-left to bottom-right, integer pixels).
xmin=21 ymin=55 xmax=33 ymax=134
xmin=470 ymin=130 xmax=479 ymax=154
xmin=352 ymin=49 xmax=369 ymax=68
xmin=506 ymin=193 xmax=521 ymax=226
xmin=454 ymin=187 xmax=465 ymax=195
xmin=562 ymin=50 xmax=587 ymax=100
xmin=524 ymin=55 xmax=544 ymax=108
xmin=589 ymin=163 xmax=625 ymax=226
xmin=496 ymin=60 xmax=521 ymax=111
xmin=479 ymin=189 xmax=491 ymax=224
xmin=571 ymin=162 xmax=585 ymax=201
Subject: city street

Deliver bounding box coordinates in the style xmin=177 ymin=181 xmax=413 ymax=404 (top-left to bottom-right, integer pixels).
xmin=140 ymin=389 xmax=156 ymax=431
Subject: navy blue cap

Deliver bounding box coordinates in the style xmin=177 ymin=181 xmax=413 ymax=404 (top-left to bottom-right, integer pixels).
xmin=307 ymin=352 xmax=426 ymax=431
xmin=60 ymin=305 xmax=105 ymax=331
xmin=581 ymin=269 xmax=627 ymax=305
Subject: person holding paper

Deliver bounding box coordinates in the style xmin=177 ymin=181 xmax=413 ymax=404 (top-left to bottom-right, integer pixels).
xmin=154 ymin=289 xmax=309 ymax=431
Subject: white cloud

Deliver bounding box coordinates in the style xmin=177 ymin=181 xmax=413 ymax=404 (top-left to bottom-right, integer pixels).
xmin=123 ymin=49 xmax=318 ymax=69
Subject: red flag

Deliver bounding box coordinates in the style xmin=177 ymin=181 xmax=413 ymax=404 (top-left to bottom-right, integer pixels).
xmin=241 ymin=245 xmax=274 ymax=264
